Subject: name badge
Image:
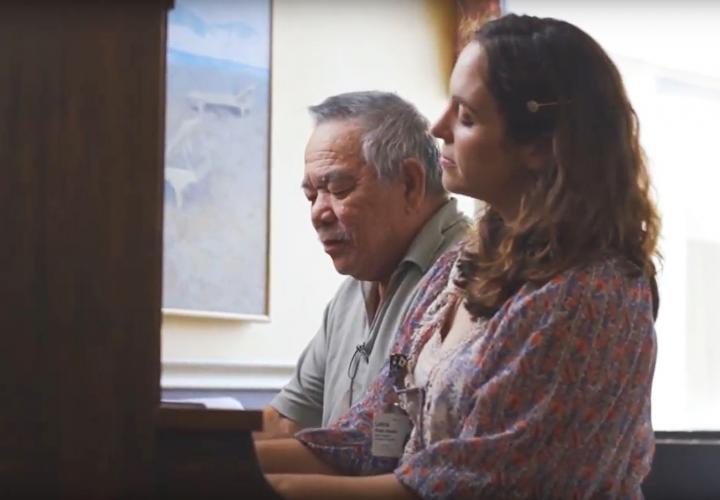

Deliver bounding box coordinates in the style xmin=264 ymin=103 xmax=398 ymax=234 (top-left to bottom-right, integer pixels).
xmin=371 ymin=411 xmax=411 ymax=458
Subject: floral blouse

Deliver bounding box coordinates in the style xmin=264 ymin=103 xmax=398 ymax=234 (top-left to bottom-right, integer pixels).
xmin=297 ymin=248 xmax=657 ymax=499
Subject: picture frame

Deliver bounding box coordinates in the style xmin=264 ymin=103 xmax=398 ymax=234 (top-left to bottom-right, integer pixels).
xmin=161 ymin=0 xmax=272 ymax=321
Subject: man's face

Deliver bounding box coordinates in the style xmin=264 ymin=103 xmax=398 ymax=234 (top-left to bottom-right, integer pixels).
xmin=302 ymin=120 xmax=409 ymax=283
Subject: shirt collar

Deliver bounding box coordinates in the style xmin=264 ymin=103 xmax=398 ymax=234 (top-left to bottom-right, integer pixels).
xmin=400 ymin=197 xmax=469 ymax=274
xmin=360 ymin=198 xmax=469 ymax=300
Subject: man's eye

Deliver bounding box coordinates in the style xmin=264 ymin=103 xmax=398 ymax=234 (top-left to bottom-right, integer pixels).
xmin=328 ymin=183 xmax=354 ymax=197
xmin=331 ymin=187 xmax=353 ymax=198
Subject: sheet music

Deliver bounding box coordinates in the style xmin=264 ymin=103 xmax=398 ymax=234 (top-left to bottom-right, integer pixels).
xmin=161 ymin=396 xmax=244 ymax=410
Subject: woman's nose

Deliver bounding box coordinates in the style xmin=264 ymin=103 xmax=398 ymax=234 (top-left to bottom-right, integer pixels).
xmin=431 ymin=108 xmax=452 ymax=142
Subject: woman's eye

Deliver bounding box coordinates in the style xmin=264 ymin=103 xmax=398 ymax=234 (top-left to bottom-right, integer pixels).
xmin=457 ymin=104 xmax=475 ymax=126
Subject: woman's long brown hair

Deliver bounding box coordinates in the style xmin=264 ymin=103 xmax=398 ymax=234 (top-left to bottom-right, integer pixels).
xmin=457 ymin=15 xmax=661 ymax=318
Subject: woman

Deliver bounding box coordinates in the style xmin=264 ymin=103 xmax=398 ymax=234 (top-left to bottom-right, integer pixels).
xmin=257 ymin=14 xmax=660 ymax=499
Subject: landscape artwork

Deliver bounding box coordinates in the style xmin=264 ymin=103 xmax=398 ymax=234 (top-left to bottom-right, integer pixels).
xmin=162 ymin=0 xmax=270 ymax=318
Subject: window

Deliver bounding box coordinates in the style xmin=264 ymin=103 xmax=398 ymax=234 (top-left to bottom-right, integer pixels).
xmin=506 ymin=1 xmax=720 ymax=430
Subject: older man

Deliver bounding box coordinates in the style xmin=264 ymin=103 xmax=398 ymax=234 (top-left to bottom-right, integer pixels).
xmin=260 ymin=91 xmax=468 ymax=438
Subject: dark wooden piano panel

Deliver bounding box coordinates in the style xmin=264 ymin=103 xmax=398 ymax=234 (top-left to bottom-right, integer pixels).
xmin=0 ymin=1 xmax=277 ymax=498
xmin=0 ymin=2 xmax=170 ymax=497
xmin=156 ymin=407 xmax=280 ymax=499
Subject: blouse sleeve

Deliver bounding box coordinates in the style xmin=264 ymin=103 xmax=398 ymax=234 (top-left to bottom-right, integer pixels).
xmin=295 ymin=249 xmax=462 ymax=476
xmin=295 ymin=360 xmax=400 ymax=475
xmin=394 ymin=263 xmax=657 ymax=499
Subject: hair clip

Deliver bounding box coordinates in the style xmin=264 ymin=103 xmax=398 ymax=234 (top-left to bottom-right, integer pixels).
xmin=526 ymin=100 xmax=560 ymax=113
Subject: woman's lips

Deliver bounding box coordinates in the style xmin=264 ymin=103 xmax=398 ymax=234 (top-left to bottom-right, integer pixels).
xmin=440 ymin=156 xmax=456 ymax=169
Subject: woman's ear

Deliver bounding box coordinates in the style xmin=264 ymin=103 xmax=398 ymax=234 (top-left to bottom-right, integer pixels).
xmin=400 ymin=158 xmax=427 ymax=211
xmin=523 ymin=134 xmax=554 ymax=172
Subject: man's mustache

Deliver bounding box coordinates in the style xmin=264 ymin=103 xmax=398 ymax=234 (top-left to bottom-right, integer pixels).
xmin=317 ymin=231 xmax=350 ymax=243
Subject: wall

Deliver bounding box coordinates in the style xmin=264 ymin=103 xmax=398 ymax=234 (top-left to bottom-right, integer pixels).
xmin=161 ymin=0 xmax=464 ymax=390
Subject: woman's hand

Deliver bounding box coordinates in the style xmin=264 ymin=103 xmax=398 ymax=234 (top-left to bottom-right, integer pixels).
xmin=265 ymin=473 xmax=417 ymax=500
xmin=255 ymin=438 xmax=417 ymax=498
xmin=255 ymin=438 xmax=338 ymax=474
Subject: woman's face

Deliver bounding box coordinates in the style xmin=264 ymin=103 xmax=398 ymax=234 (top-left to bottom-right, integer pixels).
xmin=431 ymin=41 xmax=533 ymax=219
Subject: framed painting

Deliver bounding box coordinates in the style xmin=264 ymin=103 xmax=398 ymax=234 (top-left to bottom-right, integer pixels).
xmin=162 ymin=0 xmax=271 ymax=320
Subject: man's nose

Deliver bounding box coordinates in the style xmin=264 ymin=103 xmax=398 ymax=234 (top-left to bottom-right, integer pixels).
xmin=311 ymin=192 xmax=337 ymax=227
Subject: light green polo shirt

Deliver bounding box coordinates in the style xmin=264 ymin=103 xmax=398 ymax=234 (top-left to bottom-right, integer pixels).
xmin=270 ymin=198 xmax=470 ymax=427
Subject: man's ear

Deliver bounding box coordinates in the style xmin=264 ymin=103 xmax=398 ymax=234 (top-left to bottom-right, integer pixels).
xmin=523 ymin=134 xmax=554 ymax=172
xmin=400 ymin=158 xmax=426 ymax=211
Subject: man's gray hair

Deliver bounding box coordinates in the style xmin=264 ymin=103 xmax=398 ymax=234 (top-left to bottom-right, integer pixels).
xmin=308 ymin=91 xmax=444 ymax=195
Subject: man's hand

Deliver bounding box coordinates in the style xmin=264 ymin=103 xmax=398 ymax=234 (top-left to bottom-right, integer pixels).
xmin=253 ymin=406 xmax=304 ymax=441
